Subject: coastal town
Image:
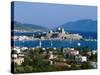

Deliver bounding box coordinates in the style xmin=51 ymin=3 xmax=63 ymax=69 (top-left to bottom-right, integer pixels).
xmin=11 ymin=45 xmax=97 ymax=73
xmin=11 ymin=1 xmax=98 ymax=74
xmin=11 ymin=27 xmax=97 ymax=73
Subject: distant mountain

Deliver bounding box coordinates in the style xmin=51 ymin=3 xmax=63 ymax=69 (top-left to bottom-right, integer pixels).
xmin=59 ymin=19 xmax=97 ymax=32
xmin=11 ymin=21 xmax=47 ymax=32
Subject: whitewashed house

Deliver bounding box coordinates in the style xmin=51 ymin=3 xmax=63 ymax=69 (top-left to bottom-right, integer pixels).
xmin=18 ymin=53 xmax=24 ymax=58
xmin=63 ymin=48 xmax=79 ymax=57
xmin=21 ymin=47 xmax=28 ymax=51
xmin=12 ymin=53 xmax=25 ymax=65
xmin=48 ymin=51 xmax=57 ymax=65
xmin=12 ymin=54 xmax=18 ymax=59
xmin=13 ymin=47 xmax=21 ymax=53
xmin=42 ymin=48 xmax=46 ymax=50
xmin=75 ymin=55 xmax=87 ymax=62
xmin=13 ymin=58 xmax=24 ymax=65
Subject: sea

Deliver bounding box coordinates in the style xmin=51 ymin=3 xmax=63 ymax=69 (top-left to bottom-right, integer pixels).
xmin=11 ymin=31 xmax=97 ymax=50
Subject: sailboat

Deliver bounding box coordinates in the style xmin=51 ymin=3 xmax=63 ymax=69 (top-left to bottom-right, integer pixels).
xmin=50 ymin=40 xmax=53 ymax=48
xmin=39 ymin=40 xmax=42 ymax=48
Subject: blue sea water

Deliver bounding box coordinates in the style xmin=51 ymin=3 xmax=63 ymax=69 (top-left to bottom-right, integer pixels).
xmin=12 ymin=40 xmax=97 ymax=50
xmin=12 ymin=31 xmax=97 ymax=50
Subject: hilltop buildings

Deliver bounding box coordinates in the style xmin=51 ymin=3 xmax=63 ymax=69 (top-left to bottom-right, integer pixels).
xmin=45 ymin=27 xmax=82 ymax=40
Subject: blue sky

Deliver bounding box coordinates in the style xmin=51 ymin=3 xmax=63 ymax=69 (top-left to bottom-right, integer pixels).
xmin=12 ymin=1 xmax=97 ymax=29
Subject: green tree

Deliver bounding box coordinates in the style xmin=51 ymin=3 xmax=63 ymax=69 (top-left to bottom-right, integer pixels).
xmin=89 ymin=53 xmax=97 ymax=62
xmin=81 ymin=46 xmax=91 ymax=56
xmin=24 ymin=65 xmax=33 ymax=73
xmin=71 ymin=64 xmax=81 ymax=70
xmin=15 ymin=66 xmax=25 ymax=73
xmin=81 ymin=62 xmax=93 ymax=69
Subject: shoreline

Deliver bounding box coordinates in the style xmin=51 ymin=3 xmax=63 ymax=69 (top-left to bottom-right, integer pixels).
xmin=12 ymin=38 xmax=97 ymax=42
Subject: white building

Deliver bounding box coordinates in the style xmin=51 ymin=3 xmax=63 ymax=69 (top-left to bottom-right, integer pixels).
xmin=49 ymin=51 xmax=57 ymax=65
xmin=13 ymin=47 xmax=21 ymax=53
xmin=12 ymin=54 xmax=17 ymax=59
xmin=75 ymin=55 xmax=87 ymax=62
xmin=21 ymin=47 xmax=28 ymax=51
xmin=49 ymin=30 xmax=53 ymax=34
xmin=12 ymin=53 xmax=25 ymax=65
xmin=13 ymin=58 xmax=24 ymax=65
xmin=42 ymin=48 xmax=46 ymax=50
xmin=61 ymin=28 xmax=65 ymax=34
xmin=57 ymin=27 xmax=65 ymax=33
xmin=18 ymin=53 xmax=24 ymax=58
xmin=63 ymin=48 xmax=79 ymax=56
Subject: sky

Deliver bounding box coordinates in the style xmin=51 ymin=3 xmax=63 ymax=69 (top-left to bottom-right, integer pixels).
xmin=12 ymin=1 xmax=97 ymax=29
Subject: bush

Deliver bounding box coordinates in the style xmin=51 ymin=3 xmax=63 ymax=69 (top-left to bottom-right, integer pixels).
xmin=81 ymin=62 xmax=93 ymax=69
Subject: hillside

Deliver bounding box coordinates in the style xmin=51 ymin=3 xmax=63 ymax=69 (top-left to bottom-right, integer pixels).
xmin=59 ymin=19 xmax=97 ymax=32
xmin=11 ymin=21 xmax=47 ymax=32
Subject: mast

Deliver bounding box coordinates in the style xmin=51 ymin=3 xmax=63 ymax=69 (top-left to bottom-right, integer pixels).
xmin=39 ymin=40 xmax=42 ymax=48
xmin=51 ymin=40 xmax=53 ymax=48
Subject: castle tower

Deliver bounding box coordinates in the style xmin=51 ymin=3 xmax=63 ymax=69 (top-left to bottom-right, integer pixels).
xmin=61 ymin=28 xmax=65 ymax=33
xmin=50 ymin=30 xmax=53 ymax=34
